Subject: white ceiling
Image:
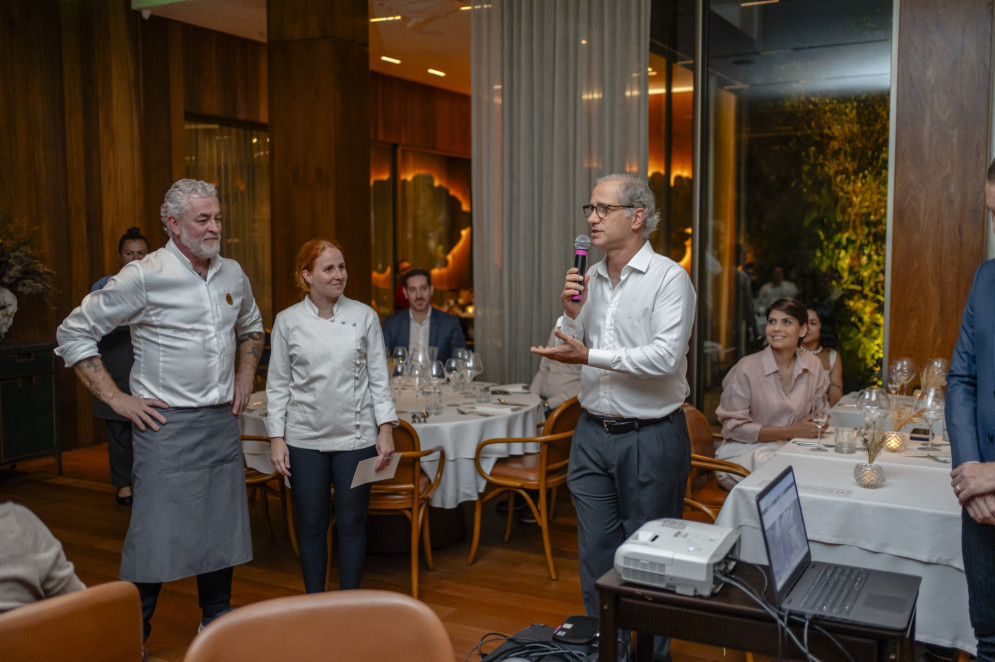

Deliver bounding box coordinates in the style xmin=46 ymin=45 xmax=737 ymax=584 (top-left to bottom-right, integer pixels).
xmin=132 ymin=0 xmax=473 ymax=95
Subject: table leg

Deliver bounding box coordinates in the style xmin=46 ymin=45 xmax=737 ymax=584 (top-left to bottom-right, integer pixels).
xmin=599 ymin=592 xmax=618 ymax=662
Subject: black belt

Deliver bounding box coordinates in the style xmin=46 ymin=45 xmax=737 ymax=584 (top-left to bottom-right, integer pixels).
xmin=584 ymin=410 xmax=677 ymax=434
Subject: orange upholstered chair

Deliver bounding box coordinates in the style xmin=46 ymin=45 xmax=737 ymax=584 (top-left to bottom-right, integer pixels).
xmin=183 ymin=589 xmax=453 ymax=662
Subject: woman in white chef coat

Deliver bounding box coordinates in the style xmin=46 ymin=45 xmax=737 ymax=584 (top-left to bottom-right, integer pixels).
xmin=266 ymin=239 xmax=396 ymax=593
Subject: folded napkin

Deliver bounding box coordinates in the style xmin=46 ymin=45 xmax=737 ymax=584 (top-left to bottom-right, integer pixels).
xmin=471 ymin=403 xmax=517 ymax=414
xmin=492 ymin=383 xmax=530 ymax=395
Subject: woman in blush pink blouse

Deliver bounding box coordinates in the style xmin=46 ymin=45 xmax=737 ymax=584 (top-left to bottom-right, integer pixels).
xmin=714 ymin=298 xmax=829 ymax=486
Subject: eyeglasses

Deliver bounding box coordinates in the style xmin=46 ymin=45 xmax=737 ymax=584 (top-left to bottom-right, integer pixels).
xmin=582 ymin=203 xmax=635 ymax=219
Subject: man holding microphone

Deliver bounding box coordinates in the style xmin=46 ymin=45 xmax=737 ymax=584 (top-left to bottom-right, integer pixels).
xmin=532 ymin=173 xmax=695 ymax=661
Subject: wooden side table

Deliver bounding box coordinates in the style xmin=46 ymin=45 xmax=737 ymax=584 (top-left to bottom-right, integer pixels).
xmin=597 ymin=566 xmax=916 ymax=662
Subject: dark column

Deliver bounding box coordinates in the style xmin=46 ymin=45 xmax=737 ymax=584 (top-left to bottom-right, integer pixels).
xmin=267 ymin=0 xmax=371 ymax=313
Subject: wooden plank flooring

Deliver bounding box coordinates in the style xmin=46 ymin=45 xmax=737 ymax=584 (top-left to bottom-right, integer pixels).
xmin=0 ymin=445 xmax=763 ymax=661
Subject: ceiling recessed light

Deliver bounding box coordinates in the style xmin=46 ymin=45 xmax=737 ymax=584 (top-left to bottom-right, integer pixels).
xmin=381 ymin=56 xmax=401 ymax=64
xmin=370 ymin=15 xmax=402 ymax=23
xmin=740 ymin=0 xmax=779 ymax=6
xmin=428 ymin=69 xmax=446 ymax=77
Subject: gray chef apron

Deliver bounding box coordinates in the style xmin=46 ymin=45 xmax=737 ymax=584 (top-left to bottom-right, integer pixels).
xmin=120 ymin=405 xmax=251 ymax=583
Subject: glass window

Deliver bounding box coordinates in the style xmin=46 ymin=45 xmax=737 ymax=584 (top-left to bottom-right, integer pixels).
xmin=650 ymin=0 xmax=893 ymax=420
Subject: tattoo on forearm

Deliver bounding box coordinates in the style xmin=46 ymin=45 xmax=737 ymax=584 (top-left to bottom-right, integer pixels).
xmin=76 ymin=357 xmax=107 ymax=399
xmin=237 ymin=331 xmax=263 ymax=359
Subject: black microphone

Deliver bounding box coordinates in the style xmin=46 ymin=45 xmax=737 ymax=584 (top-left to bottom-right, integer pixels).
xmin=571 ymin=234 xmax=591 ymax=302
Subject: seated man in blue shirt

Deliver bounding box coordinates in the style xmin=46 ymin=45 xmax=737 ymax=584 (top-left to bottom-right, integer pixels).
xmin=382 ymin=268 xmax=466 ymax=363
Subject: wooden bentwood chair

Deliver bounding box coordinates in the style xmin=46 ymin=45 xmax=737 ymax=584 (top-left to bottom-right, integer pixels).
xmin=241 ymin=435 xmax=289 ymax=542
xmin=365 ymin=420 xmax=445 ymax=599
xmin=681 ymin=404 xmax=750 ymax=522
xmin=467 ymin=396 xmax=582 ymax=580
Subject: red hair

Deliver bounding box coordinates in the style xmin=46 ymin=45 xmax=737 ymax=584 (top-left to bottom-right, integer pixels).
xmin=294 ymin=239 xmax=344 ymax=294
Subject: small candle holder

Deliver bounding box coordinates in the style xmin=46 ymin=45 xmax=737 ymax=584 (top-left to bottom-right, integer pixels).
xmin=884 ymin=431 xmax=907 ymax=453
xmin=854 ymin=462 xmax=885 ymax=489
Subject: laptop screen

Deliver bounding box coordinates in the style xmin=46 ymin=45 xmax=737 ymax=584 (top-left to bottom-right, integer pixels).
xmin=756 ymin=466 xmax=811 ymax=601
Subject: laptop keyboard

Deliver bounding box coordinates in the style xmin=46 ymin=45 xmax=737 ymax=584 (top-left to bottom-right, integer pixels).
xmin=799 ymin=564 xmax=869 ymax=615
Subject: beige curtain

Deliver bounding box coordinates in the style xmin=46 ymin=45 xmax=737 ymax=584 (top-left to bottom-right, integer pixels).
xmin=471 ymin=0 xmax=651 ymax=384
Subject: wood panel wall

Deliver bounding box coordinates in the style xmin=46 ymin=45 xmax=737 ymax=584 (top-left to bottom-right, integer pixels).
xmin=181 ymin=24 xmax=268 ymax=125
xmin=889 ymin=0 xmax=993 ymax=369
xmin=371 ymin=72 xmax=471 ymax=155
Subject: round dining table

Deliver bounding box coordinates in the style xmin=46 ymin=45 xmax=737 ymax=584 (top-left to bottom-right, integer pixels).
xmin=239 ymin=383 xmax=543 ymax=508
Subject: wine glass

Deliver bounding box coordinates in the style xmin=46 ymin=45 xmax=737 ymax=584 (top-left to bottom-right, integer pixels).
xmin=856 ymin=387 xmax=890 ymax=429
xmin=893 ymin=357 xmax=916 ymax=396
xmin=888 ymin=361 xmax=904 ymax=397
xmin=445 ymin=358 xmax=461 ymax=391
xmin=429 ymin=360 xmax=446 ymax=388
xmin=915 ymin=387 xmax=945 ymax=451
xmin=409 ymin=347 xmax=430 ymax=373
xmin=465 ymin=351 xmax=484 ymax=382
xmin=921 ymin=358 xmax=949 ymax=391
xmin=391 ymin=346 xmax=408 ymax=375
xmin=810 ymin=393 xmax=830 ymax=451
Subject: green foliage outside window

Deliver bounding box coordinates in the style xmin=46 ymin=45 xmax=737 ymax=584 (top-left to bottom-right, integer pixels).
xmin=791 ymin=95 xmax=890 ymax=388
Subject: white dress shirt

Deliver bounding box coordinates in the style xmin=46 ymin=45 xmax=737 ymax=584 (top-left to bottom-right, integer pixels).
xmin=408 ymin=310 xmax=430 ymax=354
xmin=266 ymin=295 xmax=397 ymax=451
xmin=56 ymin=240 xmax=263 ymax=408
xmin=558 ymin=241 xmax=696 ymax=419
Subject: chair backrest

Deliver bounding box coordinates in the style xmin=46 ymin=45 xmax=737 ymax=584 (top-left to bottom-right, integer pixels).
xmin=377 ymin=419 xmax=421 ymax=489
xmin=541 ymin=396 xmax=582 ymax=436
xmin=0 ymin=581 xmax=142 ymax=662
xmin=681 ymin=403 xmax=716 ymax=458
xmin=183 ymin=589 xmax=453 ymax=662
xmin=541 ymin=396 xmax=581 ymax=467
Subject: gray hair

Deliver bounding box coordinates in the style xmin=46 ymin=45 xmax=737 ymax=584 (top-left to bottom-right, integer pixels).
xmin=595 ymin=173 xmax=660 ymax=240
xmin=160 ymin=179 xmax=218 ymax=235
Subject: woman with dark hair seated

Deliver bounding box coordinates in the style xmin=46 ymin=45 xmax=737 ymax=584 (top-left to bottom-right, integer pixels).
xmin=801 ymin=305 xmax=844 ymax=406
xmin=715 ymin=297 xmax=828 ymax=486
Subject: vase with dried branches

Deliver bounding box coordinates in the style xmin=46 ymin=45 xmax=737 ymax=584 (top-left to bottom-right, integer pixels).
xmin=0 ymin=226 xmax=56 ymax=342
xmin=855 ymin=429 xmax=886 ymax=488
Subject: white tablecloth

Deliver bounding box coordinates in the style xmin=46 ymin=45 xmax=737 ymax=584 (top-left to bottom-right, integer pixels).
xmin=239 ymin=386 xmax=543 ymax=508
xmin=714 ymin=439 xmax=973 ymax=654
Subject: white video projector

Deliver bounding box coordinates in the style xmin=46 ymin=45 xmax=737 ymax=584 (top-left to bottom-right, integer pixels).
xmin=614 ymin=518 xmax=740 ymax=597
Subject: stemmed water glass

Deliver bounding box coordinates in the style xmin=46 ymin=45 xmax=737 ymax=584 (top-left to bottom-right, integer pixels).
xmin=892 ymin=358 xmax=916 ymax=396
xmin=429 ymin=360 xmax=446 ymax=389
xmin=857 ymin=387 xmax=890 ymax=429
xmin=921 ymin=358 xmax=950 ymax=391
xmin=914 ymin=387 xmax=945 ymax=451
xmin=887 ymin=360 xmax=902 ymax=397
xmin=465 ymin=351 xmax=484 ymax=383
xmin=391 ymin=346 xmax=408 ymax=377
xmin=810 ymin=393 xmax=830 ymax=451
xmin=444 ymin=358 xmax=462 ymax=392
xmin=408 ymin=347 xmax=430 ymax=376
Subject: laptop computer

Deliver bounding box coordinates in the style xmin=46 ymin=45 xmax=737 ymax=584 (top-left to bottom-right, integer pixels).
xmin=755 ymin=466 xmax=921 ymax=630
